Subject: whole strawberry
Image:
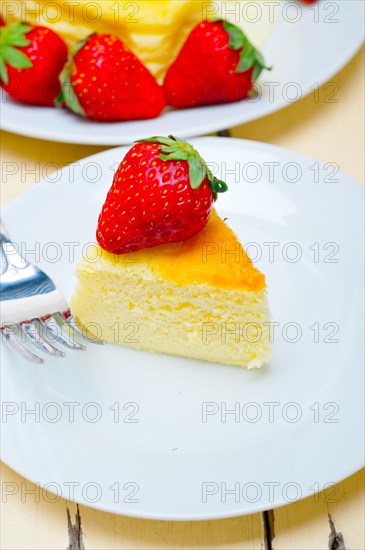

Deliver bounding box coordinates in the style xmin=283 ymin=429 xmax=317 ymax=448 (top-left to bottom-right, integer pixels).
xmin=59 ymin=33 xmax=166 ymax=121
xmin=96 ymin=136 xmax=227 ymax=254
xmin=164 ymin=20 xmax=269 ymax=108
xmin=0 ymin=23 xmax=68 ymax=106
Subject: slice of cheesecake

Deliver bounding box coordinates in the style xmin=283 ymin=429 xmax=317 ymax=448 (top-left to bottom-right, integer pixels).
xmin=70 ymin=210 xmax=271 ymax=368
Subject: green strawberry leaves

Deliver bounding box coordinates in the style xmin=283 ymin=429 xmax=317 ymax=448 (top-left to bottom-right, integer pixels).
xmin=223 ymin=20 xmax=244 ymax=49
xmin=0 ymin=60 xmax=7 ymax=83
xmin=252 ymin=49 xmax=268 ymax=81
xmin=236 ymin=41 xmax=256 ymax=72
xmin=56 ymin=34 xmax=91 ymax=115
xmin=56 ymin=61 xmax=85 ymax=115
xmin=138 ymin=135 xmax=228 ymax=196
xmin=188 ymin=154 xmax=206 ymax=190
xmin=0 ymin=22 xmax=32 ymax=84
xmin=221 ymin=20 xmax=271 ymax=80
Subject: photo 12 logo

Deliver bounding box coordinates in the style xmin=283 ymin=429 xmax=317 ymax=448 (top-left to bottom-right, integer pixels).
xmin=2 ymin=1 xmax=140 ymax=25
xmin=201 ymin=479 xmax=343 ymax=504
xmin=201 ymin=321 xmax=340 ymax=345
xmin=2 ymin=480 xmax=140 ymax=504
xmin=201 ymin=241 xmax=340 ymax=265
xmin=1 ymin=401 xmax=140 ymax=424
xmin=201 ymin=1 xmax=340 ymax=25
xmin=201 ymin=401 xmax=340 ymax=424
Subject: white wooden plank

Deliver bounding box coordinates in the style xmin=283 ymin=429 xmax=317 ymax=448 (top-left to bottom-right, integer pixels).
xmin=0 ymin=463 xmax=69 ymax=550
xmin=0 ymin=462 xmax=264 ymax=549
xmin=271 ymin=470 xmax=364 ymax=550
xmin=76 ymin=504 xmax=264 ymax=550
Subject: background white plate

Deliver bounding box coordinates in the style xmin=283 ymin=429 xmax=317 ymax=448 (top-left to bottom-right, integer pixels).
xmin=1 ymin=0 xmax=364 ymax=145
xmin=1 ymin=138 xmax=364 ymax=520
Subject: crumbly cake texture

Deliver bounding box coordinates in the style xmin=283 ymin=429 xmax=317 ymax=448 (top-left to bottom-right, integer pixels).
xmin=70 ymin=211 xmax=271 ymax=368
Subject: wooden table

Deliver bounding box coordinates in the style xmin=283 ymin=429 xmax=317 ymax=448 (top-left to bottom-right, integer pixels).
xmin=1 ymin=46 xmax=364 ymax=550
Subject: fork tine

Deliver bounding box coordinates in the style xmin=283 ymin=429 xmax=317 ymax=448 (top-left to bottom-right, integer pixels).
xmin=41 ymin=315 xmax=86 ymax=351
xmin=1 ymin=221 xmax=102 ymax=363
xmin=61 ymin=312 xmax=105 ymax=345
xmin=21 ymin=321 xmax=65 ymax=358
xmin=2 ymin=326 xmax=44 ymax=364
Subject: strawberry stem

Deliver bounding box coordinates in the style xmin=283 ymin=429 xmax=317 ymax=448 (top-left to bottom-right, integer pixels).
xmin=137 ymin=135 xmax=228 ymax=196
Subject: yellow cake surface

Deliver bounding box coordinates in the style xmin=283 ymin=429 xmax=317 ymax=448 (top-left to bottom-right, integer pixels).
xmin=70 ymin=211 xmax=271 ymax=368
xmin=2 ymin=1 xmax=276 ymax=80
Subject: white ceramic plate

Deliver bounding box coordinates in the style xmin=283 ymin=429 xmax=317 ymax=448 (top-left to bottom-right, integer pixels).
xmin=1 ymin=138 xmax=364 ymax=520
xmin=1 ymin=0 xmax=364 ymax=145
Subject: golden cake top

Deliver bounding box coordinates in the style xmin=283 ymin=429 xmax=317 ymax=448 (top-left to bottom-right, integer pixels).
xmin=137 ymin=210 xmax=266 ymax=290
xmin=93 ymin=135 xmax=266 ymax=291
xmin=95 ymin=210 xmax=266 ymax=291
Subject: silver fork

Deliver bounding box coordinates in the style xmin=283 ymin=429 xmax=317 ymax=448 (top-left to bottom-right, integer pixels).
xmin=0 ymin=220 xmax=103 ymax=364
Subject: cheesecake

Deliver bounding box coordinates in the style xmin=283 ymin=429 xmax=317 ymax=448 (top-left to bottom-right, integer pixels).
xmin=70 ymin=136 xmax=271 ymax=368
xmin=2 ymin=1 xmax=276 ymax=80
xmin=71 ymin=210 xmax=271 ymax=369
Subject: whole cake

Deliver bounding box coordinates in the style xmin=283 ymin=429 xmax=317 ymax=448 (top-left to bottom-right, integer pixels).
xmin=2 ymin=0 xmax=276 ymax=80
xmin=70 ymin=136 xmax=271 ymax=368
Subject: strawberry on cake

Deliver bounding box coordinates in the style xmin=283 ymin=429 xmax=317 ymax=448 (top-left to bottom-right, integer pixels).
xmin=70 ymin=136 xmax=271 ymax=368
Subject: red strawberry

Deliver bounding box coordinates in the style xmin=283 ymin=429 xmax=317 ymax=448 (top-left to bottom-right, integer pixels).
xmin=0 ymin=23 xmax=68 ymax=106
xmin=96 ymin=136 xmax=228 ymax=254
xmin=59 ymin=33 xmax=166 ymax=122
xmin=301 ymin=0 xmax=317 ymax=3
xmin=0 ymin=16 xmax=5 ymax=26
xmin=164 ymin=19 xmax=270 ymax=108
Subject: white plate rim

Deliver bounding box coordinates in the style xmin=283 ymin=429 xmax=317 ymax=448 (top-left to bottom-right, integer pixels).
xmin=1 ymin=137 xmax=364 ymax=520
